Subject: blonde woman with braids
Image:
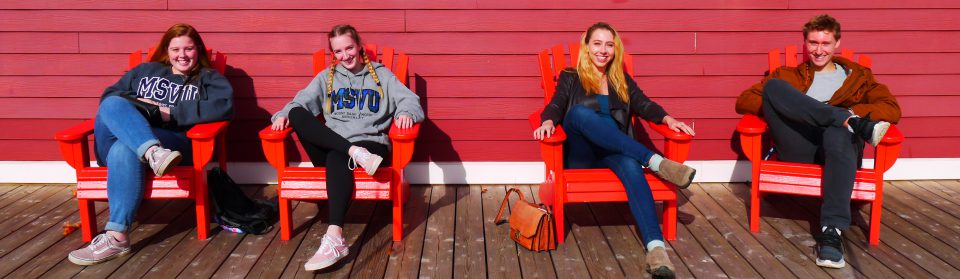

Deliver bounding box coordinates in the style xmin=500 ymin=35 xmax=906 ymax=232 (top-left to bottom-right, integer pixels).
xmin=533 ymin=22 xmax=695 ymax=277
xmin=270 ymin=24 xmax=423 ymax=271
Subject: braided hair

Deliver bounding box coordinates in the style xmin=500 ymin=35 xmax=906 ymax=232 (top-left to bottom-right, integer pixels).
xmin=324 ymin=24 xmax=386 ymax=113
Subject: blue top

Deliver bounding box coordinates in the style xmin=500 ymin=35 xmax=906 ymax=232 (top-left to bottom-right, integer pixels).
xmin=596 ymin=94 xmax=618 ymax=128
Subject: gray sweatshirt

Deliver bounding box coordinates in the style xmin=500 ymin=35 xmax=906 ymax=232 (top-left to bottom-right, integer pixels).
xmin=272 ymin=62 xmax=424 ymax=147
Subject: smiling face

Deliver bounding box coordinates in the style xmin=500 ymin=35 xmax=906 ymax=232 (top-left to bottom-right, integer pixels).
xmin=330 ymin=34 xmax=362 ymax=73
xmin=167 ymin=35 xmax=198 ymax=75
xmin=587 ymin=29 xmax=616 ymax=72
xmin=805 ymin=30 xmax=840 ymax=72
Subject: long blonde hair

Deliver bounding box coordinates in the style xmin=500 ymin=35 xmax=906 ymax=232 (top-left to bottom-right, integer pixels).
xmin=575 ymin=22 xmax=629 ymax=103
xmin=324 ymin=24 xmax=385 ymax=113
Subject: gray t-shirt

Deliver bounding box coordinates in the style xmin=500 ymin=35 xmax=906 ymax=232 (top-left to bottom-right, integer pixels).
xmin=806 ymin=63 xmax=847 ymax=102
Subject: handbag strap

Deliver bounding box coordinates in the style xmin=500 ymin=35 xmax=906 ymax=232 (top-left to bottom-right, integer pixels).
xmin=494 ymin=188 xmax=526 ymax=225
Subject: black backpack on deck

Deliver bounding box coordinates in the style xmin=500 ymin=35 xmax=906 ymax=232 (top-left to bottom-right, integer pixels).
xmin=207 ymin=167 xmax=278 ymax=235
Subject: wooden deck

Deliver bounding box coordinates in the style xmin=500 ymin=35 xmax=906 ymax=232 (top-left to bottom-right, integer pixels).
xmin=1 ymin=181 xmax=959 ymax=278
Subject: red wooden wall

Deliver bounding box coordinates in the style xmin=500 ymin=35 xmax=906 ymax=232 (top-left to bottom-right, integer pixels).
xmin=2 ymin=1 xmax=959 ymax=164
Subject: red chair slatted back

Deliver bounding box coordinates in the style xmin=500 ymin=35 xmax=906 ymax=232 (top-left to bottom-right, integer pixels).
xmin=538 ymin=43 xmax=636 ymax=105
xmin=768 ymin=46 xmax=871 ymax=71
xmin=129 ymin=47 xmax=227 ymax=74
xmin=312 ymin=44 xmax=409 ymax=86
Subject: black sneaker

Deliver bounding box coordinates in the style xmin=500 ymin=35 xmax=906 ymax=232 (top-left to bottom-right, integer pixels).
xmin=847 ymin=117 xmax=890 ymax=147
xmin=815 ymin=226 xmax=846 ymax=268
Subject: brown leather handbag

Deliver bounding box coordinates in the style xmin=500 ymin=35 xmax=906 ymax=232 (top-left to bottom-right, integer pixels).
xmin=495 ymin=188 xmax=557 ymax=251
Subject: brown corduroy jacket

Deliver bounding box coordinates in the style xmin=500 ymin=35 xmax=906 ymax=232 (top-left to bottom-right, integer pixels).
xmin=735 ymin=56 xmax=901 ymax=123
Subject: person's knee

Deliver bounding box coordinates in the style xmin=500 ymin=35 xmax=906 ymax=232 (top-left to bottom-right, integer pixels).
xmin=564 ymin=105 xmax=592 ymax=124
xmin=98 ymin=95 xmax=129 ymax=113
xmin=762 ymin=78 xmax=789 ymax=98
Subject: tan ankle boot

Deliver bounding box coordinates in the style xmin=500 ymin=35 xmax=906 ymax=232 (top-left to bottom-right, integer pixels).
xmin=656 ymin=159 xmax=696 ymax=189
xmin=646 ymin=246 xmax=675 ymax=277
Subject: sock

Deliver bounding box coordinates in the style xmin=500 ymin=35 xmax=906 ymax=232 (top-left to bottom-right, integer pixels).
xmin=646 ymin=240 xmax=665 ymax=252
xmin=648 ymin=154 xmax=665 ymax=172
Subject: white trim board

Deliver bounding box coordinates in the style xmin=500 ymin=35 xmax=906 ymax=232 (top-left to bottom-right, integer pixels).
xmin=2 ymin=158 xmax=958 ymax=184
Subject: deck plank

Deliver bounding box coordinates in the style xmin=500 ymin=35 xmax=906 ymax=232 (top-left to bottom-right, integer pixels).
xmin=211 ymin=185 xmax=282 ymax=279
xmin=419 ymin=185 xmax=457 ymax=278
xmin=480 ymin=185 xmax=522 ymax=278
xmin=453 ymin=185 xmax=486 ymax=279
xmin=686 ymin=183 xmax=810 ymax=278
xmin=526 ymin=185 xmax=591 ymax=279
xmin=699 ymin=183 xmax=834 ymax=279
xmin=0 ymin=182 xmax=955 ymax=278
xmin=244 ymin=200 xmax=317 ymax=278
xmin=675 ymin=187 xmax=762 ymax=277
xmin=36 ymin=199 xmax=170 ymax=278
xmin=719 ymin=183 xmax=864 ymax=278
xmin=382 ymin=186 xmax=431 ymax=278
xmin=516 ymin=185 xmax=558 ymax=279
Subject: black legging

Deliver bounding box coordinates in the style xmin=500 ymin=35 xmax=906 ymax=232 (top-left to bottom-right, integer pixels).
xmin=288 ymin=107 xmax=390 ymax=226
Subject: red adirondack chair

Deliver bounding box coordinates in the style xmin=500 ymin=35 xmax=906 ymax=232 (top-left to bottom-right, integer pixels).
xmin=737 ymin=46 xmax=904 ymax=245
xmin=530 ymin=43 xmax=693 ymax=244
xmin=56 ymin=48 xmax=230 ymax=242
xmin=259 ymin=44 xmax=420 ymax=242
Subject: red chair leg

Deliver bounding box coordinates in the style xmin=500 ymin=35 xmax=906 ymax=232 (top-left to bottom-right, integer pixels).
xmin=79 ymin=199 xmax=96 ymax=242
xmin=663 ymin=199 xmax=677 ymax=240
xmin=393 ymin=193 xmax=403 ymax=242
xmin=194 ymin=169 xmax=210 ymax=240
xmin=750 ymin=181 xmax=761 ymax=232
xmin=279 ymin=197 xmax=292 ymax=241
xmin=869 ymin=200 xmax=882 ymax=245
xmin=554 ymin=202 xmax=565 ymax=244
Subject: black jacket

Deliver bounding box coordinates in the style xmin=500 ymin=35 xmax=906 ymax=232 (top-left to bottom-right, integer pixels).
xmin=540 ymin=70 xmax=668 ymax=137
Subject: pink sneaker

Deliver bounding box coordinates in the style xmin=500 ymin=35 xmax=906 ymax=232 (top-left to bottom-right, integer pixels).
xmin=146 ymin=146 xmax=182 ymax=176
xmin=304 ymin=234 xmax=349 ymax=271
xmin=67 ymin=233 xmax=131 ymax=265
xmin=348 ymin=147 xmax=382 ymax=176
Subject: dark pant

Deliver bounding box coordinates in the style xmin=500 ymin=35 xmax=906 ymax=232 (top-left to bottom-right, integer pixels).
xmin=288 ymin=107 xmax=389 ymax=226
xmin=563 ymin=105 xmax=662 ymax=245
xmin=761 ymin=78 xmax=864 ymax=229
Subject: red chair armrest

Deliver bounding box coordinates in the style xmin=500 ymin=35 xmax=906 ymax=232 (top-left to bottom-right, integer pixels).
xmin=55 ymin=119 xmax=95 ymax=141
xmin=260 ymin=125 xmax=293 ymax=170
xmin=388 ymin=122 xmax=421 ymax=141
xmin=187 ymin=121 xmax=229 ymax=168
xmin=187 ymin=121 xmax=229 ymax=140
xmin=881 ymin=124 xmax=904 ymax=145
xmin=55 ymin=119 xmax=96 ymax=170
xmin=736 ymin=114 xmax=767 ymax=135
xmin=390 ymin=122 xmax=421 ymax=170
xmin=645 ymin=121 xmax=693 ymax=141
xmin=528 ymin=110 xmax=566 ymax=143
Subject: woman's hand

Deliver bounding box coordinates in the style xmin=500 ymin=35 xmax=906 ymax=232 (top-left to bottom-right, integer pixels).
xmin=137 ymin=98 xmax=171 ymax=122
xmin=271 ymin=116 xmax=289 ymax=131
xmin=395 ymin=115 xmax=414 ymax=129
xmin=533 ymin=120 xmax=555 ymax=140
xmin=663 ymin=115 xmax=695 ymax=136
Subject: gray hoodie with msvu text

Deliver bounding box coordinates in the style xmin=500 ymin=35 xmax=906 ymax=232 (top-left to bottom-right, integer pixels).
xmin=272 ymin=62 xmax=424 ymax=147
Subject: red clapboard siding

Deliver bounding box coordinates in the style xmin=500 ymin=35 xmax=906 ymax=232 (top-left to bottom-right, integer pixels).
xmin=695 ymin=31 xmax=960 ymax=54
xmin=8 ymin=95 xmax=959 ymax=121
xmin=0 ymin=33 xmax=78 ymax=53
xmin=3 ymin=3 xmax=960 ymax=164
xmin=5 ymin=74 xmax=955 ymax=99
xmin=787 ymin=0 xmax=960 ymax=9
xmin=167 ymin=0 xmax=477 ymax=10
xmin=0 ymin=10 xmax=405 ymax=32
xmin=0 ymin=0 xmax=165 ymax=9
xmin=10 ymin=53 xmax=959 ymax=78
xmin=405 ymin=10 xmax=960 ymax=32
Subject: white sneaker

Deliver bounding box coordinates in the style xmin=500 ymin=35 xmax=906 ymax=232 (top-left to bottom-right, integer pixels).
xmin=348 ymin=148 xmax=383 ymax=176
xmin=304 ymin=234 xmax=349 ymax=271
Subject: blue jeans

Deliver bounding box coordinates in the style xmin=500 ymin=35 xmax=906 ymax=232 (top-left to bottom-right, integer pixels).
xmin=563 ymin=105 xmax=663 ymax=245
xmin=94 ymin=96 xmax=190 ymax=233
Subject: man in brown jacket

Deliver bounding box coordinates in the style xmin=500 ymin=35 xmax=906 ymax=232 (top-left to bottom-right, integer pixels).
xmin=735 ymin=14 xmax=901 ymax=269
